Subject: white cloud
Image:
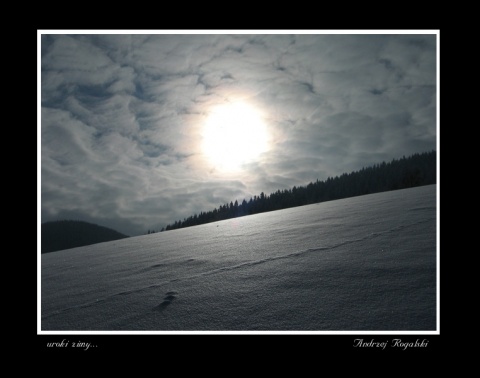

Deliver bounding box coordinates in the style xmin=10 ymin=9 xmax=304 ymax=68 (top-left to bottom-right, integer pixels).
xmin=40 ymin=33 xmax=437 ymax=236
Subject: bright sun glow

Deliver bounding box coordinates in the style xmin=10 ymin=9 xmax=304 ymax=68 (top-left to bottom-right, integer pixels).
xmin=202 ymin=102 xmax=269 ymax=171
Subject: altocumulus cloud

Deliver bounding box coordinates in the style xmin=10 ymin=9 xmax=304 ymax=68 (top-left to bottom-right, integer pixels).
xmin=40 ymin=32 xmax=437 ymax=236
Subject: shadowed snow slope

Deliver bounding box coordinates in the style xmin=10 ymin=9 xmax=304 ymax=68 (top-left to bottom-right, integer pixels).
xmin=41 ymin=185 xmax=437 ymax=331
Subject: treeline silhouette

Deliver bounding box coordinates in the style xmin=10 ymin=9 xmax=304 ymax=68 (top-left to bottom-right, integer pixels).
xmin=162 ymin=151 xmax=436 ymax=232
xmin=42 ymin=220 xmax=129 ymax=253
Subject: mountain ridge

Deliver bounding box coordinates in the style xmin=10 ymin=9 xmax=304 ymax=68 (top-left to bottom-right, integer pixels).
xmin=162 ymin=150 xmax=436 ymax=232
xmin=41 ymin=220 xmax=129 ymax=254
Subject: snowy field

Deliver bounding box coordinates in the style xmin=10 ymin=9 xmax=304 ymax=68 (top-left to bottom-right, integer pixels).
xmin=40 ymin=185 xmax=437 ymax=332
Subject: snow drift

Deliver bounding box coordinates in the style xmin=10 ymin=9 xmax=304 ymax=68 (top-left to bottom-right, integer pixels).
xmin=40 ymin=185 xmax=437 ymax=332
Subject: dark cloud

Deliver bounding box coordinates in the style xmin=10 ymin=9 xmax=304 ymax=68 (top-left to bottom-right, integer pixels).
xmin=40 ymin=32 xmax=437 ymax=236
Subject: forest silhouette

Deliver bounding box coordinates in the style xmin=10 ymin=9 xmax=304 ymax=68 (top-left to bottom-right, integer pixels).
xmin=160 ymin=151 xmax=436 ymax=232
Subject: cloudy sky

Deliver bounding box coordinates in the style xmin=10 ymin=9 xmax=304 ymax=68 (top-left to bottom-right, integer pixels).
xmin=39 ymin=31 xmax=437 ymax=236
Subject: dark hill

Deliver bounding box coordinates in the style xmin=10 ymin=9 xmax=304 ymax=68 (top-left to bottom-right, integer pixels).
xmin=41 ymin=220 xmax=129 ymax=253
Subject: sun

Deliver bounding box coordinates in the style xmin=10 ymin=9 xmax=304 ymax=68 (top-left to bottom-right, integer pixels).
xmin=202 ymin=102 xmax=269 ymax=171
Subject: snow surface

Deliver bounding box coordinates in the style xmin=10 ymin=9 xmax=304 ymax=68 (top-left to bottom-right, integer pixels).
xmin=41 ymin=185 xmax=437 ymax=332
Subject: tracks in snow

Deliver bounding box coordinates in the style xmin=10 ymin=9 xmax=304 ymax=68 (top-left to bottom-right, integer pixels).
xmin=42 ymin=217 xmax=434 ymax=321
